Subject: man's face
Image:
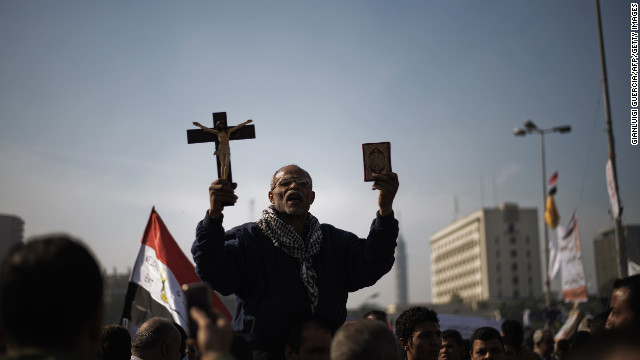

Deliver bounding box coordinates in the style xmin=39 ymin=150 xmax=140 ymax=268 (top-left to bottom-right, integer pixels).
xmin=294 ymin=327 xmax=331 ymax=360
xmin=439 ymin=338 xmax=464 ymax=360
xmin=606 ymin=287 xmax=637 ymax=330
xmin=269 ymin=166 xmax=315 ymax=216
xmin=402 ymin=321 xmax=442 ymax=360
xmin=470 ymin=339 xmax=505 ymax=360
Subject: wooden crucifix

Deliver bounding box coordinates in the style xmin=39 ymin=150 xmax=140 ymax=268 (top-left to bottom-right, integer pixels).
xmin=187 ymin=112 xmax=256 ymax=187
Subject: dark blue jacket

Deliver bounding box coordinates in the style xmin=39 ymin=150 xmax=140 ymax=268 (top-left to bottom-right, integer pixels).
xmin=191 ymin=211 xmax=398 ymax=352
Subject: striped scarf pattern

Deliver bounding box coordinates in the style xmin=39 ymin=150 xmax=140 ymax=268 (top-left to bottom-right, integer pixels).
xmin=256 ymin=206 xmax=323 ymax=312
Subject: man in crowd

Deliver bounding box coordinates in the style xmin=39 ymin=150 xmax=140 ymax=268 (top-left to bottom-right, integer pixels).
xmin=283 ymin=319 xmax=331 ymax=360
xmin=331 ymin=320 xmax=399 ymax=360
xmin=131 ymin=317 xmax=182 ymax=360
xmin=532 ymin=330 xmax=554 ymax=360
xmin=395 ymin=306 xmax=442 ymax=360
xmin=469 ymin=327 xmax=504 ymax=360
xmin=192 ymin=165 xmax=399 ymax=359
xmin=0 ymin=235 xmax=104 ymax=359
xmin=605 ymin=274 xmax=640 ymax=334
xmin=500 ymin=319 xmax=537 ymax=360
xmin=439 ymin=329 xmax=465 ymax=360
xmin=100 ymin=325 xmax=132 ymax=360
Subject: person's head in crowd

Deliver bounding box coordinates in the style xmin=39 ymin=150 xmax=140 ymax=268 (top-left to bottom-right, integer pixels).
xmin=439 ymin=329 xmax=465 ymax=360
xmin=605 ymin=274 xmax=640 ymax=333
xmin=0 ymin=234 xmax=104 ymax=357
xmin=132 ymin=317 xmax=182 ymax=360
xmin=99 ymin=325 xmax=132 ymax=360
xmin=172 ymin=322 xmax=187 ymax=360
xmin=395 ymin=306 xmax=441 ymax=360
xmin=284 ymin=318 xmax=332 ymax=360
xmin=501 ymin=336 xmax=520 ymax=360
xmin=331 ymin=320 xmax=399 ymax=360
xmin=532 ymin=329 xmax=554 ymax=360
xmin=499 ymin=320 xmax=524 ymax=344
xmin=469 ymin=327 xmax=504 ymax=360
xmin=363 ymin=309 xmax=389 ymax=325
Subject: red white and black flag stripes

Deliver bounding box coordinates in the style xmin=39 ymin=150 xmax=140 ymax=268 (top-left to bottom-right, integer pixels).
xmin=121 ymin=207 xmax=231 ymax=335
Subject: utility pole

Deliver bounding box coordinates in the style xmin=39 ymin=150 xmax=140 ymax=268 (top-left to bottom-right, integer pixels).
xmin=595 ymin=0 xmax=627 ymax=278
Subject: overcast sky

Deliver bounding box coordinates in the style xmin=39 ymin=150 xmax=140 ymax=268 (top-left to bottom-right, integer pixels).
xmin=1 ymin=1 xmax=637 ymax=310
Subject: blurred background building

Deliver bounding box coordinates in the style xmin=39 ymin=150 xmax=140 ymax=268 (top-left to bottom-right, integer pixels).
xmin=593 ymin=224 xmax=640 ymax=299
xmin=430 ymin=203 xmax=542 ymax=304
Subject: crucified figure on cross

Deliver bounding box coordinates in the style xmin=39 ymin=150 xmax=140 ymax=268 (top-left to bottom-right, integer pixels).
xmin=192 ymin=119 xmax=253 ymax=179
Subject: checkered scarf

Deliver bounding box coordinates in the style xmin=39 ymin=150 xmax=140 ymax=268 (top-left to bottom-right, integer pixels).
xmin=256 ymin=205 xmax=323 ymax=312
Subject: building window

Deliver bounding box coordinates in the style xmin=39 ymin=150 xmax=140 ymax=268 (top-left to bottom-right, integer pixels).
xmin=496 ymin=250 xmax=501 ymax=258
xmin=497 ymin=263 xmax=502 ymax=272
xmin=527 ymin=262 xmax=531 ymax=271
xmin=525 ymin=236 xmax=530 ymax=244
xmin=495 ymin=236 xmax=500 ymax=244
xmin=497 ymin=277 xmax=502 ymax=285
xmin=510 ymin=237 xmax=517 ymax=245
xmin=508 ymin=224 xmax=515 ymax=233
xmin=511 ymin=263 xmax=518 ymax=272
xmin=513 ymin=289 xmax=520 ymax=298
xmin=526 ymin=249 xmax=531 ymax=258
xmin=512 ymin=276 xmax=519 ymax=285
xmin=510 ymin=250 xmax=517 ymax=258
xmin=528 ymin=276 xmax=533 ymax=285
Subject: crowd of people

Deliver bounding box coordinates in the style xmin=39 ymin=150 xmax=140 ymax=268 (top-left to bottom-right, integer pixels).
xmin=1 ymin=165 xmax=638 ymax=360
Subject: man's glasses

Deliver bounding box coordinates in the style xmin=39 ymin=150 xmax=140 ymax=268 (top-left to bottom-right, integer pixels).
xmin=274 ymin=177 xmax=311 ymax=189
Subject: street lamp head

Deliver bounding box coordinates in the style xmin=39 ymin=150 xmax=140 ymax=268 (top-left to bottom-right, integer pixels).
xmin=524 ymin=119 xmax=538 ymax=130
xmin=514 ymin=128 xmax=527 ymax=136
xmin=555 ymin=125 xmax=572 ymax=134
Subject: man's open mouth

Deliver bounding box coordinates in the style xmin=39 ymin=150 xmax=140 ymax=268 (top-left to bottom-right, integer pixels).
xmin=286 ymin=192 xmax=303 ymax=204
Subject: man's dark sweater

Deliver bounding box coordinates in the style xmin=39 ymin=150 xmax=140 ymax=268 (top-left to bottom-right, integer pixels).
xmin=191 ymin=211 xmax=398 ymax=357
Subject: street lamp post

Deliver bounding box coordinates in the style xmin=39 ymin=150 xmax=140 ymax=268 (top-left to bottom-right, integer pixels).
xmin=514 ymin=120 xmax=571 ymax=307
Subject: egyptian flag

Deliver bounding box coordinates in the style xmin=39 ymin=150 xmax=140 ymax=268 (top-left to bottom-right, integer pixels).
xmin=545 ymin=172 xmax=560 ymax=229
xmin=121 ymin=207 xmax=231 ymax=335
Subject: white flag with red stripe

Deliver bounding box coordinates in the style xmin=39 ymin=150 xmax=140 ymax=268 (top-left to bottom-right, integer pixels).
xmin=121 ymin=207 xmax=231 ymax=335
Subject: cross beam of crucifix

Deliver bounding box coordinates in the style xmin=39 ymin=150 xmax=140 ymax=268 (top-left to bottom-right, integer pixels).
xmin=186 ymin=112 xmax=256 ymax=187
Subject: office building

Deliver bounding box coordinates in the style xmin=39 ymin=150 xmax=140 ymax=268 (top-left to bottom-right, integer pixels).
xmin=430 ymin=203 xmax=542 ymax=304
xmin=594 ymin=225 xmax=640 ymax=298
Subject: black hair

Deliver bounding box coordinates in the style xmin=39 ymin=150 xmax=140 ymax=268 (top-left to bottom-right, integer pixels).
xmin=501 ymin=319 xmax=524 ymax=342
xmin=394 ymin=306 xmax=439 ymax=342
xmin=99 ymin=325 xmax=132 ymax=360
xmin=0 ymin=235 xmax=104 ymax=350
xmin=470 ymin=327 xmax=503 ymax=346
